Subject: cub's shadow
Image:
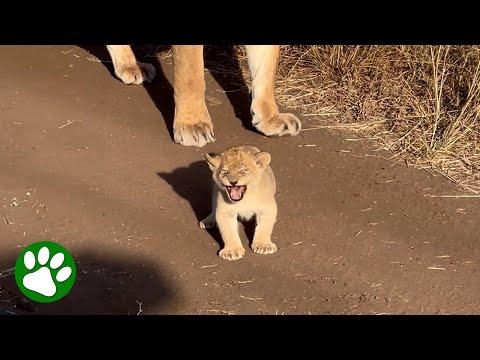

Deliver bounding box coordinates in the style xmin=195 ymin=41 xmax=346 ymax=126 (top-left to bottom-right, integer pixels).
xmin=0 ymin=250 xmax=177 ymax=315
xmin=156 ymin=161 xmax=256 ymax=249
xmin=78 ymin=45 xmax=256 ymax=139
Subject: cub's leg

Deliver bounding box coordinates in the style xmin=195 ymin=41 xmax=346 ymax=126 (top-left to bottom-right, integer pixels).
xmin=251 ymin=207 xmax=278 ymax=255
xmin=106 ymin=45 xmax=156 ymax=85
xmin=245 ymin=45 xmax=301 ymax=137
xmin=199 ymin=212 xmax=216 ymax=229
xmin=199 ymin=189 xmax=217 ymax=229
xmin=216 ymin=212 xmax=245 ymax=260
xmin=171 ymin=45 xmax=215 ymax=147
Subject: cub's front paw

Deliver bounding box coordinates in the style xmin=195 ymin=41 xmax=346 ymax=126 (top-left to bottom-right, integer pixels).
xmin=219 ymin=246 xmax=245 ymax=261
xmin=252 ymin=242 xmax=278 ymax=255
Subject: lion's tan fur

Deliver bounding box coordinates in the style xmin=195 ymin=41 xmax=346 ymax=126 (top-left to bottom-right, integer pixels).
xmin=105 ymin=45 xmax=301 ymax=147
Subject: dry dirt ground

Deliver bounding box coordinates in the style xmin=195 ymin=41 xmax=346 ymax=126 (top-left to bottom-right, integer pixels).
xmin=0 ymin=45 xmax=479 ymax=315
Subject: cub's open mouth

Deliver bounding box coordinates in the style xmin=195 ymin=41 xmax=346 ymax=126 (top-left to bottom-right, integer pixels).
xmin=226 ymin=185 xmax=247 ymax=202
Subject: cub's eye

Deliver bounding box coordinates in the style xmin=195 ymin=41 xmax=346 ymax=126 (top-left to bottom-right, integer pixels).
xmin=220 ymin=169 xmax=229 ymax=175
xmin=239 ymin=169 xmax=248 ymax=175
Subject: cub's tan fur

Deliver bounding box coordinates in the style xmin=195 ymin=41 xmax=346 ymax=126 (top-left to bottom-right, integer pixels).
xmin=200 ymin=146 xmax=278 ymax=261
xmin=105 ymin=45 xmax=301 ymax=147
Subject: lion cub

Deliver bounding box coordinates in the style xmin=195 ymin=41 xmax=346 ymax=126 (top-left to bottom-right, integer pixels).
xmin=199 ymin=145 xmax=278 ymax=261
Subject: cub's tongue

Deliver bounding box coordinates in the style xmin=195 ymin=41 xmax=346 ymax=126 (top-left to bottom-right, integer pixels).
xmin=228 ymin=186 xmax=246 ymax=201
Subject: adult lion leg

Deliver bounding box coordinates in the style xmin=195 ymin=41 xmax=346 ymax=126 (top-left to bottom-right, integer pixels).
xmin=106 ymin=45 xmax=156 ymax=85
xmin=171 ymin=45 xmax=215 ymax=147
xmin=245 ymin=45 xmax=301 ymax=137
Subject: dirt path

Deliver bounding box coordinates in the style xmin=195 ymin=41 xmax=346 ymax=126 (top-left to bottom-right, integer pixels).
xmin=1 ymin=45 xmax=479 ymax=315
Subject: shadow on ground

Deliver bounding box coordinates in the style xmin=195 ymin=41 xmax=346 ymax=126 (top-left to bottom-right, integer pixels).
xmin=79 ymin=45 xmax=176 ymax=138
xmin=157 ymin=161 xmax=212 ymax=222
xmin=203 ymin=45 xmax=255 ymax=132
xmin=0 ymin=250 xmax=177 ymax=315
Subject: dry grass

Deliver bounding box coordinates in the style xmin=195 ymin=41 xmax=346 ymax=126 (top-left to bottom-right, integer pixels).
xmin=150 ymin=45 xmax=480 ymax=194
xmin=240 ymin=46 xmax=480 ymax=194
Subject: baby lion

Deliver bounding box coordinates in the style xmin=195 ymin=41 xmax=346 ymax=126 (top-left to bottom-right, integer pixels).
xmin=199 ymin=145 xmax=278 ymax=260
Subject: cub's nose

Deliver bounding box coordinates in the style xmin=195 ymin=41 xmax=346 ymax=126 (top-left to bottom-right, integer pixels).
xmin=229 ymin=180 xmax=238 ymax=186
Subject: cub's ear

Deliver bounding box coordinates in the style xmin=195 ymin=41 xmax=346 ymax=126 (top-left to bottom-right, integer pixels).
xmin=204 ymin=153 xmax=221 ymax=171
xmin=254 ymin=151 xmax=271 ymax=169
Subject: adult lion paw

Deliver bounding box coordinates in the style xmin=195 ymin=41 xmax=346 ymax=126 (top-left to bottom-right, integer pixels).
xmin=173 ymin=122 xmax=215 ymax=147
xmin=253 ymin=113 xmax=302 ymax=137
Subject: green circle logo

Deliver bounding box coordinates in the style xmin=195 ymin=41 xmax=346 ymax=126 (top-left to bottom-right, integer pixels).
xmin=15 ymin=241 xmax=77 ymax=303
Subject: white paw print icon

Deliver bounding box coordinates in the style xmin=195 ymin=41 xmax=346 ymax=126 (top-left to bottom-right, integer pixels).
xmin=22 ymin=246 xmax=73 ymax=297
